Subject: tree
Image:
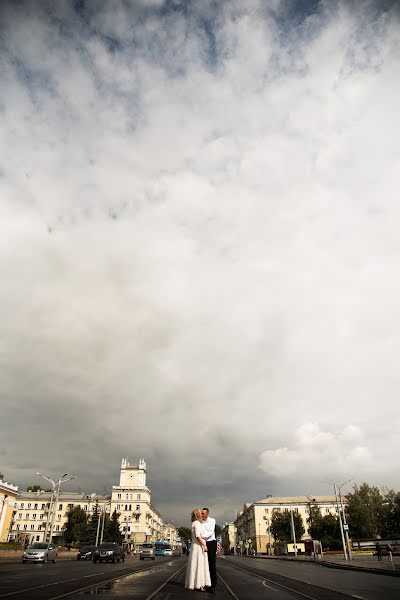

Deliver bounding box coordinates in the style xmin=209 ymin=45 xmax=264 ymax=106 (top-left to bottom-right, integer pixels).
xmin=215 ymin=524 xmax=222 ymax=537
xmin=0 ymin=471 xmax=4 ymax=481
xmin=271 ymin=510 xmax=304 ymax=543
xmin=64 ymin=506 xmax=89 ymax=546
xmin=346 ymin=483 xmax=385 ymax=539
xmin=178 ymin=527 xmax=191 ymax=543
xmin=85 ymin=502 xmax=101 ymax=545
xmin=27 ymin=485 xmax=43 ymax=492
xmin=380 ymin=489 xmax=400 ymax=538
xmin=104 ymin=510 xmax=122 ymax=544
xmin=310 ymin=513 xmax=342 ymax=550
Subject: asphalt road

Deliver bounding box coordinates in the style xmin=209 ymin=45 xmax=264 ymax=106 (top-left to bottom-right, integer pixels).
xmin=0 ymin=555 xmax=399 ymax=599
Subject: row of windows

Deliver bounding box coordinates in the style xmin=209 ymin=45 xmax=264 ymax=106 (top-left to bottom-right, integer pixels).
xmin=262 ymin=506 xmax=336 ymax=514
xmin=116 ymin=493 xmax=142 ymax=500
xmin=115 ymin=504 xmax=141 ymax=511
xmin=17 ymin=513 xmax=63 ymax=521
xmin=14 ymin=524 xmax=62 ymax=531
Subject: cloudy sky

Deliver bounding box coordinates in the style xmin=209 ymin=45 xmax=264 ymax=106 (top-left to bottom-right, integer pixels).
xmin=1 ymin=0 xmax=400 ymax=525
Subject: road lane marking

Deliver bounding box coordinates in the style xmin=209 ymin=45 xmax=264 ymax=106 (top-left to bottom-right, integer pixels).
xmin=262 ymin=580 xmax=278 ymax=591
xmin=144 ymin=564 xmax=186 ymax=600
xmin=218 ymin=573 xmax=240 ymax=600
xmin=352 ymin=596 xmax=365 ymax=599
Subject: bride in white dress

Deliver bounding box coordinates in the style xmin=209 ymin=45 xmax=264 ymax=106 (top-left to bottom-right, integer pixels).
xmin=185 ymin=508 xmax=211 ymax=591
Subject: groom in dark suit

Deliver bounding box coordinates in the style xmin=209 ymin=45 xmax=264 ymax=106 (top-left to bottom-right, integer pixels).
xmin=201 ymin=508 xmax=217 ymax=593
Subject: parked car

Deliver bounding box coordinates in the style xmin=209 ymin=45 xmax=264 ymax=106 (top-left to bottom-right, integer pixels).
xmin=139 ymin=543 xmax=155 ymax=560
xmin=77 ymin=545 xmax=97 ymax=560
xmin=93 ymin=542 xmax=125 ymax=563
xmin=22 ymin=542 xmax=58 ymax=564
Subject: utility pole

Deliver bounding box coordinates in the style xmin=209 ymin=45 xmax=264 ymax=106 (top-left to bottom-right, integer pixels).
xmin=36 ymin=473 xmax=76 ymax=544
xmin=290 ymin=510 xmax=298 ymax=557
xmin=327 ymin=479 xmax=352 ymax=561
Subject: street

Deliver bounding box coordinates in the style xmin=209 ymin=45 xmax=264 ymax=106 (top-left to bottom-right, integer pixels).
xmin=0 ymin=554 xmax=399 ymax=599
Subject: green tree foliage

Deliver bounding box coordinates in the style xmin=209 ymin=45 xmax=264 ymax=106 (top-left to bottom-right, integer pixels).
xmin=26 ymin=485 xmax=43 ymax=492
xmin=215 ymin=524 xmax=222 ymax=537
xmin=310 ymin=513 xmax=342 ymax=550
xmin=271 ymin=510 xmax=304 ymax=542
xmin=178 ymin=527 xmax=191 ymax=542
xmin=85 ymin=503 xmax=100 ymax=545
xmin=64 ymin=506 xmax=89 ymax=546
xmin=345 ymin=483 xmax=385 ymax=539
xmin=0 ymin=472 xmax=4 ymax=480
xmin=380 ymin=489 xmax=400 ymax=538
xmin=104 ymin=510 xmax=122 ymax=544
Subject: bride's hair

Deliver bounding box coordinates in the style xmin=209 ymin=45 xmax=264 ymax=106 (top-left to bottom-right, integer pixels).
xmin=191 ymin=508 xmax=202 ymax=522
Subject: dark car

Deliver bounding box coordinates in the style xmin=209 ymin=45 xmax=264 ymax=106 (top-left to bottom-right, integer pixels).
xmin=93 ymin=542 xmax=125 ymax=563
xmin=77 ymin=545 xmax=97 ymax=560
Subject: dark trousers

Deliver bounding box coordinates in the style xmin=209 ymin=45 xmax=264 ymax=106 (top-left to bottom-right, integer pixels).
xmin=206 ymin=540 xmax=217 ymax=589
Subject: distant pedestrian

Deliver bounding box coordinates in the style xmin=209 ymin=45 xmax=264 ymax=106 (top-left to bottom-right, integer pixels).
xmin=376 ymin=543 xmax=382 ymax=561
xmin=387 ymin=543 xmax=393 ymax=562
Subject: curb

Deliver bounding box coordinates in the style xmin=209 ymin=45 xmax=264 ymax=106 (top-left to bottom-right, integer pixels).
xmin=249 ymin=555 xmax=400 ymax=578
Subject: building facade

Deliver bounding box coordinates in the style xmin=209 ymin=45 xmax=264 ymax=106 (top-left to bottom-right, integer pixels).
xmin=8 ymin=491 xmax=110 ymax=545
xmin=0 ymin=480 xmax=19 ymax=543
xmin=6 ymin=459 xmax=176 ymax=548
xmin=234 ymin=496 xmax=340 ymax=554
xmin=111 ymin=458 xmax=167 ymax=550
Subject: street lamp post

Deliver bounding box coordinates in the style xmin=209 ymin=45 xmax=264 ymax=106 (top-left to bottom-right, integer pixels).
xmin=36 ymin=472 xmax=76 ymax=543
xmin=327 ymin=479 xmax=352 ymax=561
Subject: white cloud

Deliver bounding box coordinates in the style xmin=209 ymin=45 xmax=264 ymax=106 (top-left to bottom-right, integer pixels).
xmin=259 ymin=423 xmax=373 ymax=479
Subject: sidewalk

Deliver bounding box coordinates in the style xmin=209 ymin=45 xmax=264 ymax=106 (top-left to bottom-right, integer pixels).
xmin=249 ymin=553 xmax=400 ymax=577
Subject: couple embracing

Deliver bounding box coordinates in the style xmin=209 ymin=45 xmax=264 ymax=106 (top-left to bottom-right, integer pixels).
xmin=185 ymin=507 xmax=217 ymax=593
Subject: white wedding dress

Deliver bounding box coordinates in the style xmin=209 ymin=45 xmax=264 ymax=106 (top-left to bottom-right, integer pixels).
xmin=185 ymin=520 xmax=211 ymax=590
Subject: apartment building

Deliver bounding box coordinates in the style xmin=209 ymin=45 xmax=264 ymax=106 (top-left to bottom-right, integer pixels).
xmin=0 ymin=480 xmax=19 ymax=543
xmin=8 ymin=491 xmax=110 ymax=545
xmin=111 ymin=458 xmax=169 ymax=550
xmin=6 ymin=458 xmax=175 ymax=548
xmin=234 ymin=495 xmax=339 ymax=554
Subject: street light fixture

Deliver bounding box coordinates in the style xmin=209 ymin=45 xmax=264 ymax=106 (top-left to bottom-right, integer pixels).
xmin=36 ymin=472 xmax=76 ymax=543
xmin=326 ymin=479 xmax=352 ymax=561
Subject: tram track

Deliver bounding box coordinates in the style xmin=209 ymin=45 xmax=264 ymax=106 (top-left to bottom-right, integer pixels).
xmin=217 ymin=557 xmax=362 ymax=600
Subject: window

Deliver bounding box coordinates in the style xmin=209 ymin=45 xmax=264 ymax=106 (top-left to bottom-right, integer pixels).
xmin=18 ymin=513 xmax=22 ymax=520
xmin=20 ymin=503 xmax=24 ymax=509
xmin=30 ymin=525 xmax=34 ymax=530
xmin=135 ymin=515 xmax=140 ymax=522
xmin=59 ymin=504 xmax=63 ymax=510
xmin=56 ymin=525 xmax=60 ymax=531
xmin=42 ymin=503 xmax=45 ymax=509
xmin=137 ymin=494 xmax=141 ymax=500
xmin=32 ymin=514 xmax=36 ymax=519
xmin=326 ymin=508 xmax=330 ymax=514
xmin=125 ymin=504 xmax=128 ymax=511
xmin=136 ymin=505 xmax=140 ymax=511
xmin=36 ymin=536 xmax=40 ymax=541
xmin=118 ymin=493 xmax=121 ymax=500
xmin=305 ymin=508 xmax=309 ymax=514
xmin=117 ymin=504 xmax=120 ymax=510
xmin=39 ymin=514 xmax=43 ymax=519
xmin=129 ymin=504 xmax=131 ymax=511
xmin=126 ymin=494 xmax=129 ymax=500
xmin=28 ymin=503 xmax=31 ymax=509
xmin=23 ymin=524 xmax=27 ymax=531
xmin=84 ymin=505 xmax=88 ymax=511
xmin=57 ymin=514 xmax=61 ymax=521
xmin=34 ymin=504 xmax=38 ymax=510
xmin=38 ymin=525 xmax=41 ymax=531
xmin=16 ymin=524 xmax=20 ymax=531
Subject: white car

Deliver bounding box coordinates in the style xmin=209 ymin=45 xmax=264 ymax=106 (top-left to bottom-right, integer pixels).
xmin=22 ymin=542 xmax=58 ymax=563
